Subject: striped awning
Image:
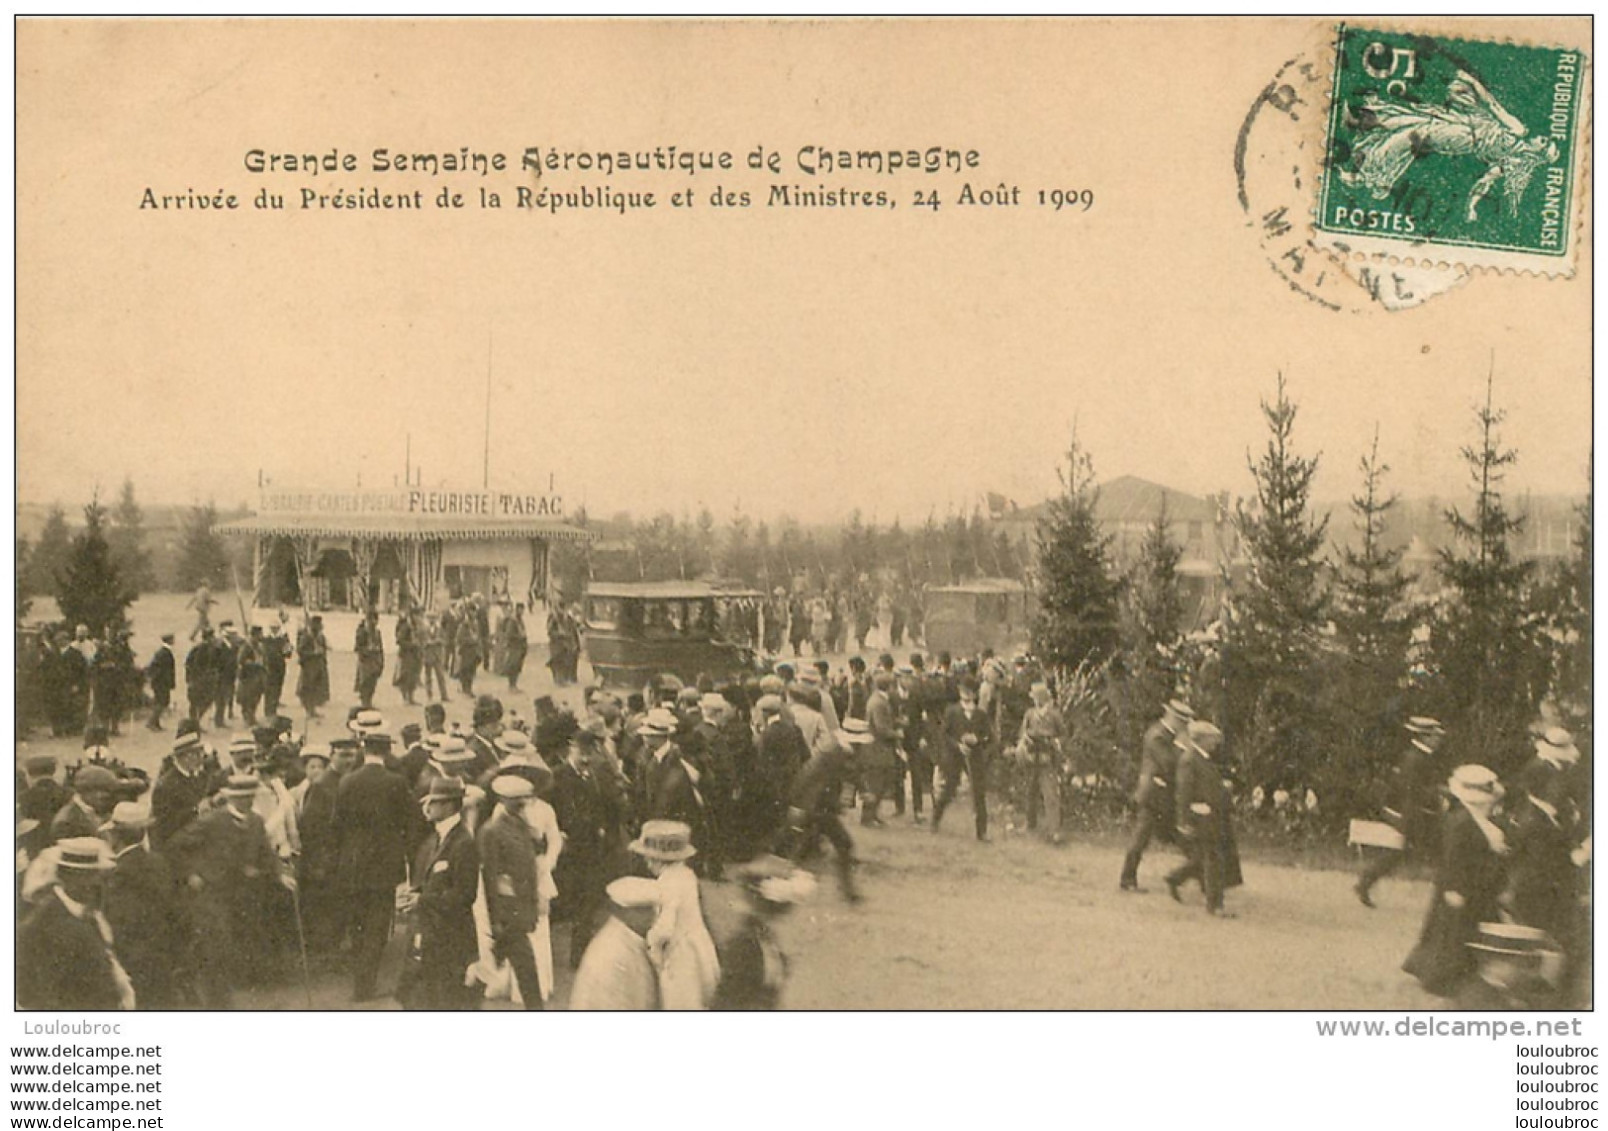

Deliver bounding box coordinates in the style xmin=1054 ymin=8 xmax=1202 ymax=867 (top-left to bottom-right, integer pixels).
xmin=217 ymin=514 xmax=595 ymax=542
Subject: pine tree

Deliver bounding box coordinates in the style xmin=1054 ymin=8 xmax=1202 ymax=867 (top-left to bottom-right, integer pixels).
xmin=1430 ymin=372 xmax=1541 ymax=772
xmin=1132 ymin=494 xmax=1185 ymax=652
xmin=29 ymin=504 xmax=72 ymax=598
xmin=177 ymin=502 xmax=230 ymax=592
xmin=1031 ymin=430 xmax=1123 ymax=670
xmin=1329 ymin=427 xmax=1416 ymax=817
xmin=16 ymin=536 xmax=33 ymax=622
xmin=57 ymin=494 xmax=135 ymax=636
xmin=108 ymin=477 xmax=154 ymax=595
xmin=1224 ymin=374 xmax=1329 ymax=795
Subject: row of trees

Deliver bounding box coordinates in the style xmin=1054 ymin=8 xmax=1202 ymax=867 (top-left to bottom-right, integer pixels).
xmin=1032 ymin=372 xmax=1590 ymax=832
xmin=561 ymin=503 xmax=1026 ymax=596
xmin=17 ymin=479 xmax=237 ymax=634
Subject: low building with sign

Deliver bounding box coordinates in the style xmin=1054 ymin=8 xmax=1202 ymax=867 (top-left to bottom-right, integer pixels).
xmin=218 ymin=486 xmax=594 ymax=615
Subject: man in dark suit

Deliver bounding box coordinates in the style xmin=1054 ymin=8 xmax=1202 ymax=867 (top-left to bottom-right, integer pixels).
xmin=332 ymin=728 xmax=414 ymax=1002
xmin=402 ymin=777 xmax=480 ymax=1010
xmin=780 ymin=718 xmax=863 ymax=903
xmin=146 ymin=634 xmax=176 ymax=731
xmin=102 ymin=801 xmax=187 ymax=1008
xmin=752 ymin=694 xmax=807 ymax=843
xmin=261 ymin=624 xmax=291 ymax=720
xmin=478 ymin=773 xmax=543 ymax=1009
xmin=150 ymin=729 xmax=211 ymax=848
xmin=17 ymin=838 xmax=132 ymax=1010
xmin=354 ymin=610 xmax=385 ymax=710
xmin=213 ymin=622 xmax=240 ymax=727
xmin=636 ymin=708 xmax=702 ymax=832
xmin=1120 ymin=699 xmax=1194 ymax=892
xmin=185 ymin=630 xmax=218 ymax=728
xmin=294 ymin=742 xmax=345 ymax=954
xmin=932 ymin=679 xmax=993 ymax=842
xmin=1165 ymin=720 xmax=1242 ymax=916
xmin=1355 ymin=716 xmax=1447 ymax=908
xmin=552 ymin=729 xmax=611 ymax=968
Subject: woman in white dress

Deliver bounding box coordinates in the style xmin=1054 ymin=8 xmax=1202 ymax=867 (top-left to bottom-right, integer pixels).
xmin=630 ymin=820 xmax=720 ymax=1010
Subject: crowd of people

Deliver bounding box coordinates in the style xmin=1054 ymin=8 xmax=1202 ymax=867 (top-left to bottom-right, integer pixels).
xmin=13 ymin=615 xmax=1592 ymax=1011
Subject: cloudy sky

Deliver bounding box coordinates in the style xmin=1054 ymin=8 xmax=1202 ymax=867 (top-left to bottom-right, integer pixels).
xmin=17 ymin=19 xmax=1591 ymax=525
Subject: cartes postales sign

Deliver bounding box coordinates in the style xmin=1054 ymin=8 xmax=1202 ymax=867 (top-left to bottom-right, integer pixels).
xmin=259 ymin=488 xmax=565 ymax=519
xmin=1316 ymin=27 xmax=1586 ymax=272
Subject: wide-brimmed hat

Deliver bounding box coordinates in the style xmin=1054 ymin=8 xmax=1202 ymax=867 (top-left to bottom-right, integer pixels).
xmin=421 ymin=776 xmax=466 ymax=807
xmin=1535 ymin=726 xmax=1580 ymax=764
xmin=1447 ymin=764 xmax=1504 ymax=806
xmin=629 ymin=819 xmax=698 ymax=861
xmin=56 ymin=837 xmax=114 ymax=873
xmin=496 ymin=758 xmax=554 ymax=795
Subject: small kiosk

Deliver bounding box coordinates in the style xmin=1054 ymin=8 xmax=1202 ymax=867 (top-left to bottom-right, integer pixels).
xmin=219 ymin=486 xmax=593 ymax=615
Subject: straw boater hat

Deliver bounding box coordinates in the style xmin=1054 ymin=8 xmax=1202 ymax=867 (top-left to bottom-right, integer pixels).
xmin=1447 ymin=764 xmax=1504 ymax=807
xmin=606 ymin=875 xmax=661 ymax=909
xmin=837 ymin=718 xmax=875 ymax=746
xmin=699 ymin=692 xmax=727 ymax=715
xmin=55 ymin=837 xmax=114 ymax=873
xmin=494 ymin=729 xmax=534 ymax=758
xmin=1405 ymin=716 xmax=1445 ymax=737
xmin=636 ymin=707 xmax=678 ymax=737
xmin=228 ymin=734 xmax=258 ymax=759
xmin=490 ymin=773 xmax=535 ymax=801
xmin=299 ymin=742 xmax=332 ymax=764
xmin=630 ymin=819 xmax=698 ymax=862
xmin=1187 ymin=720 xmax=1223 ymax=753
xmin=348 ymin=709 xmax=386 ymax=736
xmin=172 ymin=730 xmax=203 ymax=757
xmin=221 ymin=773 xmax=260 ymax=799
xmin=106 ymin=800 xmax=153 ymax=830
xmin=434 ymin=736 xmax=475 ymax=767
xmin=496 ymin=757 xmax=554 ymax=796
xmin=1166 ymin=700 xmax=1196 ymax=722
xmin=1535 ymin=726 xmax=1580 ymax=765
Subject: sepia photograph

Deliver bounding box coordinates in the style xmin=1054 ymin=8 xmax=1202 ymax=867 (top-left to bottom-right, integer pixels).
xmin=12 ymin=13 xmax=1592 ymax=1039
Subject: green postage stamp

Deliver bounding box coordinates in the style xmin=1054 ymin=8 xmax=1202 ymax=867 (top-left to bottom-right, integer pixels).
xmin=1316 ymin=26 xmax=1587 ymax=273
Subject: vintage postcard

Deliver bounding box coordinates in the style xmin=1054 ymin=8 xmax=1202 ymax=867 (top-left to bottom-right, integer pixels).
xmin=13 ymin=15 xmax=1591 ymax=1047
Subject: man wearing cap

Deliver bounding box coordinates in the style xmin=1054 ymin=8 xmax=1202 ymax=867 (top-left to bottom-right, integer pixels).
xmin=18 ymin=753 xmax=67 ymax=859
xmin=17 ymin=838 xmax=134 ymax=1010
xmin=354 ymin=608 xmax=385 ymax=711
xmin=165 ymin=775 xmax=284 ymax=1006
xmin=401 ymin=777 xmax=480 ymax=1009
xmin=145 ymin=634 xmax=177 ymax=731
xmin=568 ymin=876 xmax=662 ymax=1010
xmin=1165 ymin=720 xmax=1243 ymax=916
xmin=933 ymin=678 xmax=994 ymax=842
xmin=477 ymin=773 xmax=544 ymax=1009
xmin=102 ymin=802 xmax=187 ymax=1008
xmin=1355 ymin=717 xmax=1448 ymax=908
xmin=49 ymin=765 xmax=121 ymax=846
xmin=151 ymin=730 xmax=211 ymax=848
xmin=1120 ymin=700 xmax=1194 ymax=892
xmin=333 ymin=728 xmax=414 ymax=1002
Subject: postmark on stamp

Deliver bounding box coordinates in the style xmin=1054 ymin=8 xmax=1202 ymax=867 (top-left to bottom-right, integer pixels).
xmin=1315 ymin=26 xmax=1587 ymax=273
